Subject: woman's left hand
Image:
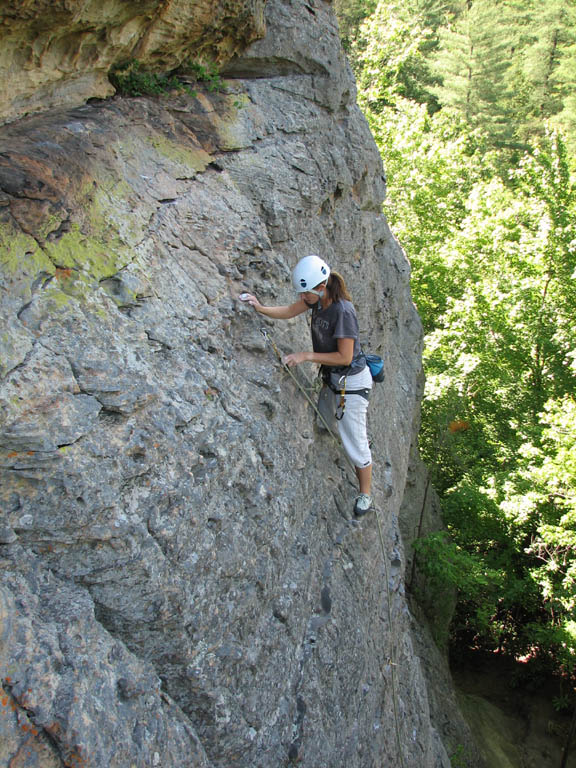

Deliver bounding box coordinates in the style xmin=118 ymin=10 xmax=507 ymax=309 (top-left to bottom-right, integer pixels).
xmin=282 ymin=352 xmax=309 ymax=367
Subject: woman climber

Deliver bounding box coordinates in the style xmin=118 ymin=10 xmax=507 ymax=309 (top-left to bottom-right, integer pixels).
xmin=240 ymin=254 xmax=374 ymax=518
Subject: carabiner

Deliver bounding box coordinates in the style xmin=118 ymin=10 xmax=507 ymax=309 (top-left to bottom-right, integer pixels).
xmin=335 ymin=375 xmax=347 ymax=421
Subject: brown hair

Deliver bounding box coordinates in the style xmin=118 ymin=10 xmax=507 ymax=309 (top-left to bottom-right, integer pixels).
xmin=326 ymin=270 xmax=352 ymax=302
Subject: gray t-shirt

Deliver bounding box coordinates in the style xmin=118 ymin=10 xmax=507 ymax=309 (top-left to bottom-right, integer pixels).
xmin=311 ymin=299 xmax=366 ymax=375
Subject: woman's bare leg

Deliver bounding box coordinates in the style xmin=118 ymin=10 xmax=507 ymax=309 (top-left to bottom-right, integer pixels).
xmin=355 ymin=463 xmax=372 ymax=496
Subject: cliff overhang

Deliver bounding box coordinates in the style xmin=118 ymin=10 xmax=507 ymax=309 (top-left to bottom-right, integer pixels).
xmin=0 ymin=0 xmax=267 ymax=125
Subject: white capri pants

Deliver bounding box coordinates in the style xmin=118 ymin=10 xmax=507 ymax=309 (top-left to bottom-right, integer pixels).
xmin=317 ymin=365 xmax=373 ymax=468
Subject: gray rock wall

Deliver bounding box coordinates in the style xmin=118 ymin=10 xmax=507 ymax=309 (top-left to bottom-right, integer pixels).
xmin=0 ymin=0 xmax=480 ymax=765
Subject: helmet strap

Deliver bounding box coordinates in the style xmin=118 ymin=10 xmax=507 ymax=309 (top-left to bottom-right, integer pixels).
xmin=308 ymin=281 xmax=327 ymax=298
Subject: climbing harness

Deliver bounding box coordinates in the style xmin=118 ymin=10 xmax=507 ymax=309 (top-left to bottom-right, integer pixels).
xmin=321 ymin=369 xmax=370 ymax=421
xmin=259 ymin=327 xmax=350 ymax=460
xmin=259 ymin=324 xmax=407 ymax=768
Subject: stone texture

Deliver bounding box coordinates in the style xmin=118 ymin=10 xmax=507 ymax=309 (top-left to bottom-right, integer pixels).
xmin=0 ymin=0 xmax=482 ymax=766
xmin=0 ymin=0 xmax=267 ymax=125
xmin=0 ymin=544 xmax=209 ymax=768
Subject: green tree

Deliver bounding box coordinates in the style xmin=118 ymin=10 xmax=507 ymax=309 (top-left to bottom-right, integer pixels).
xmin=431 ymin=0 xmax=520 ymax=146
xmin=364 ymin=98 xmax=483 ymax=332
xmin=345 ymin=0 xmax=576 ymax=677
xmin=352 ymin=1 xmax=439 ymax=109
xmin=550 ymin=3 xmax=576 ymax=157
xmin=334 ymin=0 xmax=378 ymax=51
xmin=502 ymin=395 xmax=576 ymax=668
xmin=555 ymin=50 xmax=576 ymax=157
xmin=417 ymin=130 xmax=576 ymax=663
xmin=510 ymin=1 xmax=576 ymax=143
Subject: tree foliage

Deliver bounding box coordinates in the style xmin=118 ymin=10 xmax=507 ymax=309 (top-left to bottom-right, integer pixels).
xmin=334 ymin=0 xmax=378 ymax=51
xmin=431 ymin=0 xmax=520 ymax=145
xmin=338 ymin=0 xmax=576 ymax=680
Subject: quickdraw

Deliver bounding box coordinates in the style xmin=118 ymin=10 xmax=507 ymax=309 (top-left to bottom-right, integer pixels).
xmin=335 ymin=375 xmax=346 ymax=421
xmin=322 ymin=371 xmax=370 ymax=421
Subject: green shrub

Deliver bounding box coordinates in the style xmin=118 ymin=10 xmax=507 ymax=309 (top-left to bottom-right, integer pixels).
xmin=184 ymin=61 xmax=223 ymax=92
xmin=109 ymin=60 xmax=195 ymax=97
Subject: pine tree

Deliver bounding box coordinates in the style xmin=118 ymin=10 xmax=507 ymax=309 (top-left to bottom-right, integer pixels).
xmin=549 ymin=2 xmax=576 ymax=154
xmin=406 ymin=0 xmax=464 ymax=30
xmin=516 ymin=0 xmax=576 ymax=142
xmin=431 ymin=0 xmax=520 ymax=146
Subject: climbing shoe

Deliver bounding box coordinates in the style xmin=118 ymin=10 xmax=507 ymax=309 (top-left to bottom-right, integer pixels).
xmin=353 ymin=493 xmax=373 ymax=518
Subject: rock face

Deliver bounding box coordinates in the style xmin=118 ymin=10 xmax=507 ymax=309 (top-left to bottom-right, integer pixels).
xmin=0 ymin=0 xmax=481 ymax=766
xmin=0 ymin=0 xmax=266 ymax=125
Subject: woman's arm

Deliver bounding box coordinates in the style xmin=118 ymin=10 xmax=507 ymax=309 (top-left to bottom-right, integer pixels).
xmin=283 ymin=337 xmax=354 ymax=368
xmin=240 ymin=293 xmax=309 ymax=320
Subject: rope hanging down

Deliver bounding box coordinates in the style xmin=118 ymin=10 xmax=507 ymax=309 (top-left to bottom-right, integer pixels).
xmin=259 ymin=325 xmax=406 ymax=768
xmin=259 ymin=327 xmax=351 ymax=464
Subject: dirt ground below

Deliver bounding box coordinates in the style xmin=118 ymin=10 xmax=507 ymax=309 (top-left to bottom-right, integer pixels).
xmin=451 ymin=650 xmax=576 ymax=768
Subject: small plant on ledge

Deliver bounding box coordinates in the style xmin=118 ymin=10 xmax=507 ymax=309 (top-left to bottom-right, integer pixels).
xmin=180 ymin=60 xmax=223 ymax=92
xmin=109 ymin=60 xmax=195 ymax=97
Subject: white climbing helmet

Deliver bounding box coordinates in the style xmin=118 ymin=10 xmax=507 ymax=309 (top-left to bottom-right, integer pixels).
xmin=292 ymin=255 xmax=331 ymax=293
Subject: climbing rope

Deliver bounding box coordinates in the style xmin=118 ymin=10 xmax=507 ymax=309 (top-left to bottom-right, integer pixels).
xmin=259 ymin=327 xmax=351 ymax=463
xmin=259 ymin=324 xmax=407 ymax=768
xmin=374 ymin=499 xmax=406 ymax=768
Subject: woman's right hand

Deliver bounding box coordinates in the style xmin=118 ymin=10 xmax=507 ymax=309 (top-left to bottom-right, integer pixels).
xmin=238 ymin=293 xmax=262 ymax=310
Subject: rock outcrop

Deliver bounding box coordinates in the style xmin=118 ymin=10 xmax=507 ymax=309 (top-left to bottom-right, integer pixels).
xmin=0 ymin=0 xmax=481 ymax=766
xmin=0 ymin=0 xmax=266 ymax=126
